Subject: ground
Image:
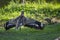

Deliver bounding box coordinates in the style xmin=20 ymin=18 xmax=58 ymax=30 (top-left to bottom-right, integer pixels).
xmin=0 ymin=23 xmax=60 ymax=40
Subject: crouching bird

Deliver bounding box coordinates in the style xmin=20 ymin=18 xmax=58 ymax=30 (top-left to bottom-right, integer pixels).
xmin=4 ymin=11 xmax=45 ymax=30
xmin=4 ymin=19 xmax=45 ymax=30
xmin=4 ymin=20 xmax=45 ymax=30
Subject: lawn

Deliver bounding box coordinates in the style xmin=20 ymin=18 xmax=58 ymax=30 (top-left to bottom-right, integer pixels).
xmin=0 ymin=23 xmax=60 ymax=40
xmin=0 ymin=0 xmax=60 ymax=40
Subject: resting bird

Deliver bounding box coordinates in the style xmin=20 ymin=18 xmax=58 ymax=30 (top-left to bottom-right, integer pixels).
xmin=4 ymin=11 xmax=45 ymax=30
xmin=4 ymin=20 xmax=45 ymax=30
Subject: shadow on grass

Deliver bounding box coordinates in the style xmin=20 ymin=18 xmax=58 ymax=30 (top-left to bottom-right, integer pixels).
xmin=0 ymin=23 xmax=60 ymax=40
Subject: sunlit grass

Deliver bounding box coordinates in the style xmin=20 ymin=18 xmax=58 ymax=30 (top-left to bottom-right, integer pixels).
xmin=0 ymin=2 xmax=60 ymax=21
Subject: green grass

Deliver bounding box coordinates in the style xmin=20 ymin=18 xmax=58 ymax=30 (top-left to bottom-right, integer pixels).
xmin=0 ymin=23 xmax=60 ymax=40
xmin=0 ymin=1 xmax=60 ymax=40
xmin=0 ymin=1 xmax=60 ymax=20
